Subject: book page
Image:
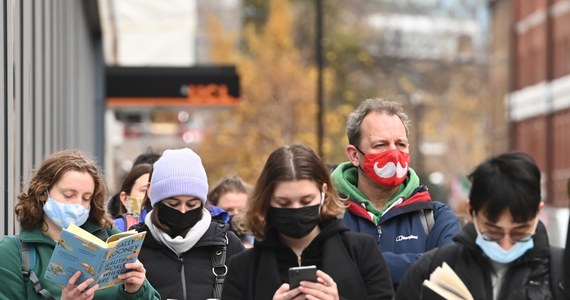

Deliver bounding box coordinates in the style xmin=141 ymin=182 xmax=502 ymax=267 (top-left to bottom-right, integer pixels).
xmin=106 ymin=230 xmax=139 ymax=247
xmin=423 ymin=262 xmax=473 ymax=300
xmin=67 ymin=224 xmax=108 ymax=248
xmin=423 ymin=279 xmax=466 ymax=300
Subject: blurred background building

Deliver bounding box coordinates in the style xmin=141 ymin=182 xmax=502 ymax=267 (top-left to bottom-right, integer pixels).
xmin=489 ymin=0 xmax=570 ymax=246
xmin=1 ymin=0 xmax=105 ymax=235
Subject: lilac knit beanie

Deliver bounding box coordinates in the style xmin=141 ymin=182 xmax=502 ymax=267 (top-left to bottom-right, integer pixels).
xmin=149 ymin=148 xmax=208 ymax=207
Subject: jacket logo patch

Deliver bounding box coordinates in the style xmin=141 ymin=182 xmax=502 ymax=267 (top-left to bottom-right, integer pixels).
xmin=395 ymin=235 xmax=418 ymax=242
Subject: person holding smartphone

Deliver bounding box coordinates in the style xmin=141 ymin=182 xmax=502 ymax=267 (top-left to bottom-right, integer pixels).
xmin=221 ymin=144 xmax=394 ymax=300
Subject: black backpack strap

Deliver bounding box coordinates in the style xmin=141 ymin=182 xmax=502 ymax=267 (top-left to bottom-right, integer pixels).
xmin=17 ymin=237 xmax=56 ymax=300
xmin=211 ymin=233 xmax=228 ymax=299
xmin=418 ymin=208 xmax=435 ymax=236
xmin=550 ymin=246 xmax=565 ymax=299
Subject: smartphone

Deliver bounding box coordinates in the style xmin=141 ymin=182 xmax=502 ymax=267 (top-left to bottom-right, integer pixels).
xmin=288 ymin=265 xmax=317 ymax=288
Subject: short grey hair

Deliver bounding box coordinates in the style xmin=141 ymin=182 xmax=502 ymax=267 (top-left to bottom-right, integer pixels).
xmin=346 ymin=98 xmax=410 ymax=147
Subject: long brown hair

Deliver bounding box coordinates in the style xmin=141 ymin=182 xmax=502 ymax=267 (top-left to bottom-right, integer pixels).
xmin=246 ymin=144 xmax=345 ymax=240
xmin=15 ymin=150 xmax=113 ymax=230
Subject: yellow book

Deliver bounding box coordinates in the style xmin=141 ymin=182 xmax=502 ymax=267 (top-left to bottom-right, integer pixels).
xmin=44 ymin=224 xmax=146 ymax=289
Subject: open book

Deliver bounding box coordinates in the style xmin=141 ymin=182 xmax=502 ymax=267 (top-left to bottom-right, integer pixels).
xmin=44 ymin=224 xmax=146 ymax=289
xmin=421 ymin=262 xmax=474 ymax=300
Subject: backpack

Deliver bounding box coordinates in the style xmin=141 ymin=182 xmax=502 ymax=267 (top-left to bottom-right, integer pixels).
xmin=211 ymin=233 xmax=229 ymax=299
xmin=121 ymin=213 xmax=140 ymax=231
xmin=418 ymin=208 xmax=435 ymax=236
xmin=9 ymin=235 xmax=55 ymax=299
xmin=550 ymin=245 xmax=566 ymax=299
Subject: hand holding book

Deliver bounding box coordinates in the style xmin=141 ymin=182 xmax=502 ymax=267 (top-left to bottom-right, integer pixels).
xmin=44 ymin=224 xmax=146 ymax=290
xmin=421 ymin=262 xmax=473 ymax=300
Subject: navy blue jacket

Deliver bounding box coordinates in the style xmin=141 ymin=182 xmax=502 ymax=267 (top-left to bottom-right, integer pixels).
xmin=332 ymin=163 xmax=462 ymax=287
xmin=343 ymin=194 xmax=461 ymax=286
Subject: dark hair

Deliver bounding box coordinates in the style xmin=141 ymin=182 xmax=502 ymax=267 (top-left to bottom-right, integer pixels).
xmin=346 ymin=98 xmax=410 ymax=147
xmin=245 ymin=144 xmax=345 ymax=240
xmin=15 ymin=150 xmax=112 ymax=230
xmin=208 ymin=175 xmax=251 ymax=206
xmin=116 ymin=163 xmax=152 ymax=215
xmin=133 ymin=152 xmax=161 ymax=166
xmin=468 ymin=151 xmax=542 ymax=223
xmin=107 ymin=149 xmax=161 ymax=218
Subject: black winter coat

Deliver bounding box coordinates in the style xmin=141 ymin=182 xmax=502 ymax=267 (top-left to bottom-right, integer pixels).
xmin=221 ymin=219 xmax=394 ymax=300
xmin=133 ymin=220 xmax=244 ymax=300
xmin=396 ymin=221 xmax=561 ymax=300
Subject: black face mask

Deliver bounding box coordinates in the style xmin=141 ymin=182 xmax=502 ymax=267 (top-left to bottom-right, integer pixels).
xmin=268 ymin=204 xmax=321 ymax=239
xmin=157 ymin=202 xmax=202 ymax=233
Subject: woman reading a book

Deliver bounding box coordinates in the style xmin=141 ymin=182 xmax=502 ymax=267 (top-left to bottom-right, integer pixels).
xmin=220 ymin=144 xmax=394 ymax=299
xmin=130 ymin=148 xmax=245 ymax=300
xmin=0 ymin=150 xmax=160 ymax=300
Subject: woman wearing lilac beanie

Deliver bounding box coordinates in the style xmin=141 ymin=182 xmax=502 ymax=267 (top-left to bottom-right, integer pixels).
xmin=131 ymin=148 xmax=244 ymax=300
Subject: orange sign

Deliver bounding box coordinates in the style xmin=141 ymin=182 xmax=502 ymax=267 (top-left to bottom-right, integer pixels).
xmin=107 ymin=83 xmax=239 ymax=107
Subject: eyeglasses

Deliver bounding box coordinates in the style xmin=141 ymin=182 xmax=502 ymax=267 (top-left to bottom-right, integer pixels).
xmin=479 ymin=230 xmax=534 ymax=244
xmin=473 ymin=213 xmax=537 ymax=244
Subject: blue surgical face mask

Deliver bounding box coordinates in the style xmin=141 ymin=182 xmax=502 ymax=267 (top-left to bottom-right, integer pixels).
xmin=473 ymin=213 xmax=536 ymax=264
xmin=43 ymin=196 xmax=90 ymax=229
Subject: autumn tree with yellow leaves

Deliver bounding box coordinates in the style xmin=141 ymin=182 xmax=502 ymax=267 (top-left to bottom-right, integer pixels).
xmin=199 ymin=0 xmax=340 ymax=184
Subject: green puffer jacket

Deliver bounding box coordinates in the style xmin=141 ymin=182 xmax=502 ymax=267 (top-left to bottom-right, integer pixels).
xmin=0 ymin=221 xmax=160 ymax=300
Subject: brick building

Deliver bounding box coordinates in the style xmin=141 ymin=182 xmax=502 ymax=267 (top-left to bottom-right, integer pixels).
xmin=489 ymin=0 xmax=570 ymax=246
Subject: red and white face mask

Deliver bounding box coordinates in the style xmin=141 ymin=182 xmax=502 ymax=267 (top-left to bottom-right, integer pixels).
xmin=357 ymin=148 xmax=410 ymax=188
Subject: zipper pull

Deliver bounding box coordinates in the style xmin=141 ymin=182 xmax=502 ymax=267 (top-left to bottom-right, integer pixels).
xmin=297 ymin=255 xmax=302 ymax=266
xmin=377 ymin=225 xmax=382 ymax=241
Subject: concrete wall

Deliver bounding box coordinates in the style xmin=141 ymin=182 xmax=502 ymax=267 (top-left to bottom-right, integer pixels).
xmin=0 ymin=0 xmax=105 ymax=235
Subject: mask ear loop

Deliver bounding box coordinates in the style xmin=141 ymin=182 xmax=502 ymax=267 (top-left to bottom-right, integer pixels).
xmin=472 ymin=211 xmax=483 ymax=235
xmin=317 ymin=192 xmax=326 ymax=215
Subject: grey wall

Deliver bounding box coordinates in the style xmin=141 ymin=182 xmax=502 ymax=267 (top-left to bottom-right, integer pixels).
xmin=1 ymin=0 xmax=105 ymax=235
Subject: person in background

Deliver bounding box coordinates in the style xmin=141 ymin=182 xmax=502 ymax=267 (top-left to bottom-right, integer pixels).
xmin=132 ymin=151 xmax=161 ymax=167
xmin=107 ymin=151 xmax=161 ymax=218
xmin=208 ymin=175 xmax=254 ymax=247
xmin=396 ymin=151 xmax=565 ymax=300
xmin=113 ymin=163 xmax=152 ymax=231
xmin=222 ymin=144 xmax=394 ymax=299
xmin=331 ymin=98 xmax=461 ymax=288
xmin=0 ymin=150 xmax=159 ymax=299
xmin=131 ymin=148 xmax=244 ymax=300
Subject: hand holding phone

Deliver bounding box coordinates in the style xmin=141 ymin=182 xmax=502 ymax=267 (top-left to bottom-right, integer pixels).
xmin=288 ymin=265 xmax=317 ymax=289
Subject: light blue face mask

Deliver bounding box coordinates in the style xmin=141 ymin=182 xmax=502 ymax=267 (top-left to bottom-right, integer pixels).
xmin=473 ymin=213 xmax=536 ymax=264
xmin=43 ymin=197 xmax=90 ymax=229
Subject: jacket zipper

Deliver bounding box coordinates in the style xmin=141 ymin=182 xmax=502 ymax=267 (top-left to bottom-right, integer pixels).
xmin=297 ymin=255 xmax=302 ymax=266
xmin=179 ymin=255 xmax=187 ymax=299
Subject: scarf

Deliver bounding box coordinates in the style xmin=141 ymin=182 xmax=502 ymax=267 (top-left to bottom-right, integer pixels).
xmin=145 ymin=207 xmax=211 ymax=256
